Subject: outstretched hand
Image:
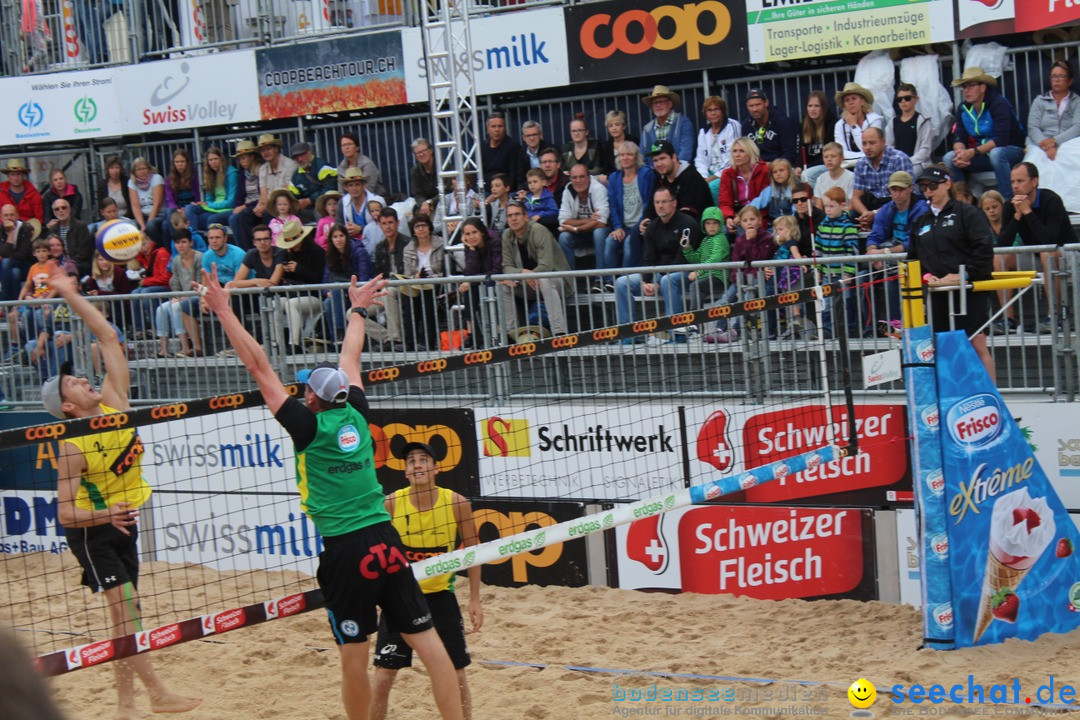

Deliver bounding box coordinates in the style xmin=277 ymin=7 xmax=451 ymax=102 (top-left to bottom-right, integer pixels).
xmin=349 ymin=274 xmax=389 ymax=310
xmin=194 ymin=264 xmax=230 ymax=314
xmin=47 ymin=262 xmax=78 ymax=298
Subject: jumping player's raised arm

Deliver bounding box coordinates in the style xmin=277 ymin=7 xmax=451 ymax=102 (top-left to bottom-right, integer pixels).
xmin=340 ymin=274 xmax=388 ymax=389
xmin=47 ymin=264 xmax=130 ymax=410
xmin=196 ymin=264 xmax=290 ymax=414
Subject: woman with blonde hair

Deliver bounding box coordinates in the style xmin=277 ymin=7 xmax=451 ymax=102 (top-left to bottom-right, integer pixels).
xmin=127 ymin=157 xmax=166 ymax=244
xmin=600 ymin=110 xmax=639 ymax=176
xmin=834 ymin=82 xmax=884 ymax=167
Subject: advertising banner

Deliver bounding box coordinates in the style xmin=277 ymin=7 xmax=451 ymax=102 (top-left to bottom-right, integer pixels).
xmin=475 ymin=404 xmax=685 ymax=501
xmin=143 ymin=405 xmax=478 ymax=572
xmin=895 ymin=508 xmax=922 ymax=607
xmin=403 ymin=7 xmax=569 ymax=102
xmin=117 ymin=51 xmax=262 ymax=132
xmin=471 ymin=499 xmax=589 ymax=587
xmin=998 ymin=401 xmax=1080 ymax=511
xmin=935 ymin=330 xmax=1080 ymax=648
xmin=685 ymin=402 xmax=910 ymax=505
xmin=256 ymin=31 xmax=406 ymax=120
xmin=615 ymin=504 xmax=875 ymax=600
xmin=746 ymin=0 xmax=954 ymax=63
xmin=0 ymin=69 xmax=123 ymax=146
xmin=563 ymin=0 xmax=749 ymax=83
xmin=955 ymin=0 xmax=1015 ymax=38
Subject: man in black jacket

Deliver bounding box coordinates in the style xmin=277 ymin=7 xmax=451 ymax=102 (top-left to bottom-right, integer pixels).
xmin=741 ymin=88 xmax=799 ymax=167
xmin=642 ymin=141 xmax=713 ymax=223
xmin=480 ymin=112 xmax=524 ymax=194
xmin=617 ymin=186 xmax=701 ymax=345
xmin=909 ymin=165 xmax=995 ymax=381
xmin=1001 ymin=161 xmax=1074 ymax=333
xmin=48 ymin=198 xmax=93 ymax=277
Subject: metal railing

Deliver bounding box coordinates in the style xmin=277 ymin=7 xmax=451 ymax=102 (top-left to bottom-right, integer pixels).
xmin=0 ymin=246 xmax=1074 ymax=407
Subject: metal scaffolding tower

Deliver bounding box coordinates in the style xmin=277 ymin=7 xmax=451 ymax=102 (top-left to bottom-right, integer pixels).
xmin=419 ymin=0 xmax=484 ymax=235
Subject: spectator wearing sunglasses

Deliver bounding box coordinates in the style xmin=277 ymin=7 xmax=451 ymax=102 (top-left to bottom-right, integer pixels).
xmin=908 ymin=164 xmax=995 ymax=380
xmin=886 ymin=83 xmax=933 ymax=177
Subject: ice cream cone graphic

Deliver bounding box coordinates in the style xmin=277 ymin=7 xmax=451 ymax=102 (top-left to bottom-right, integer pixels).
xmin=973 ymin=488 xmax=1055 ymax=643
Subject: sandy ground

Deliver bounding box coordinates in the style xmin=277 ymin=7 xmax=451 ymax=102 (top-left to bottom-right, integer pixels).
xmin=8 ymin=552 xmax=1073 ymax=720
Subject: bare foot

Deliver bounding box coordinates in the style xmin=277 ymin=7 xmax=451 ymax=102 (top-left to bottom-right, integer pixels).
xmin=150 ymin=692 xmax=203 ymax=714
xmin=115 ymin=706 xmax=144 ymax=720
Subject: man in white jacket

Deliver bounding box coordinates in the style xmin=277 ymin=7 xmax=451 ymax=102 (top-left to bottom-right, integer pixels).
xmin=556 ymin=164 xmax=610 ymax=292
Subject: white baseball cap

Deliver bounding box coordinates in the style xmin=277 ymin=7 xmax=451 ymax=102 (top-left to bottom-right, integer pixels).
xmin=296 ymin=364 xmax=349 ymax=403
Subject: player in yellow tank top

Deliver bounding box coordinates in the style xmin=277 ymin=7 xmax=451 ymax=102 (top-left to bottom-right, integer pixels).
xmin=371 ymin=441 xmax=483 ymax=720
xmin=39 ymin=265 xmax=201 ymax=719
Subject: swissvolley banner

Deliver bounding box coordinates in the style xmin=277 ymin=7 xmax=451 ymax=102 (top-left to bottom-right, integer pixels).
xmin=935 ymin=331 xmax=1080 ymax=648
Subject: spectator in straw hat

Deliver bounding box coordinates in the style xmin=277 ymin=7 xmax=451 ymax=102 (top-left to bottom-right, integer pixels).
xmin=278 ymin=220 xmax=326 ymax=355
xmin=944 ymin=66 xmax=1025 ymax=200
xmin=338 ymin=167 xmax=387 ymax=242
xmin=268 ymin=188 xmax=301 ymax=246
xmin=257 ymin=133 xmax=298 ymax=206
xmin=641 ymin=85 xmax=695 ymax=163
xmin=0 ymin=158 xmax=43 ymax=223
xmin=228 ymin=139 xmax=266 ymax=251
xmin=834 ymin=82 xmax=884 ymax=168
xmin=741 ymin=88 xmax=799 ymax=167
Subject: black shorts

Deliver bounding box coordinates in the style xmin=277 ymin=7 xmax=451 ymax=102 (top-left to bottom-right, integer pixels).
xmin=317 ymin=522 xmax=434 ymax=645
xmin=928 ymin=289 xmax=990 ymax=336
xmin=66 ymin=523 xmax=139 ymax=593
xmin=373 ymin=590 xmax=470 ymax=670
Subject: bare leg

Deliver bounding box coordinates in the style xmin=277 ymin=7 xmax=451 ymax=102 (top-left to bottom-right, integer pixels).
xmin=457 ymin=669 xmax=472 ymax=720
xmin=103 ymin=584 xmax=202 ymax=718
xmin=339 ymin=642 xmax=372 ymax=720
xmin=403 ymin=628 xmax=463 ymax=720
xmin=182 ymin=312 xmax=202 ymax=353
xmin=971 ymin=333 xmax=995 ymax=385
xmin=368 ymin=667 xmax=397 ymax=720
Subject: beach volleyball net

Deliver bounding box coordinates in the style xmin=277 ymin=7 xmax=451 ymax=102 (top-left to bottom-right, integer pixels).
xmin=0 ymin=275 xmax=860 ymax=675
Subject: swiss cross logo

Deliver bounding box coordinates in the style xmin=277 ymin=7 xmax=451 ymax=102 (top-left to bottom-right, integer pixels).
xmin=625 ymin=515 xmax=669 ymax=574
xmin=696 ymin=410 xmax=735 ymax=473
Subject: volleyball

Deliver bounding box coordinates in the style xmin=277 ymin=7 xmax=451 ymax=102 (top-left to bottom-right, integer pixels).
xmin=95 ymin=220 xmax=143 ymax=264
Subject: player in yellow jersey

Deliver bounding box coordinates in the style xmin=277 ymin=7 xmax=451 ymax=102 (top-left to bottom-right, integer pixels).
xmin=370 ymin=441 xmax=482 ymax=720
xmin=40 ymin=265 xmax=201 ymax=720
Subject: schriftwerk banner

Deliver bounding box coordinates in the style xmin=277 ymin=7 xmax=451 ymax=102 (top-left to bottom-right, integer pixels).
xmin=935 ymin=330 xmax=1080 ymax=648
xmin=903 ymin=323 xmax=954 ymax=649
xmin=746 ymin=0 xmax=954 ymax=63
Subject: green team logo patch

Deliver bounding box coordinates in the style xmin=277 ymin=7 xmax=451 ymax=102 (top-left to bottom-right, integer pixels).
xmin=338 ymin=424 xmax=360 ymax=452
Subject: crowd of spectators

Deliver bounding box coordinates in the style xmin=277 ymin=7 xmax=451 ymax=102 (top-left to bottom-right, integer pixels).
xmin=1 ymin=57 xmax=1077 ymax=368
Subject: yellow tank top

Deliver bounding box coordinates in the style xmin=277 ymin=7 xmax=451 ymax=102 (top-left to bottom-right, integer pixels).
xmin=64 ymin=404 xmax=152 ymax=513
xmin=390 ymin=486 xmax=459 ymax=594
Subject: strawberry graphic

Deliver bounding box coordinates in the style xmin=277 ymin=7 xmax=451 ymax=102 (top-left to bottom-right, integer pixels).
xmin=1057 ymin=538 xmax=1073 ymax=558
xmin=991 ymin=588 xmax=1019 ymax=623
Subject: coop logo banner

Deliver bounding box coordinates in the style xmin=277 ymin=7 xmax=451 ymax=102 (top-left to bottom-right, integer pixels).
xmin=564 ymin=0 xmax=748 ymax=82
xmin=258 ymin=32 xmax=406 ymax=120
xmin=616 ymin=505 xmax=872 ymax=600
xmin=403 ymin=7 xmax=569 ymax=101
xmin=118 ymin=51 xmax=261 ymax=131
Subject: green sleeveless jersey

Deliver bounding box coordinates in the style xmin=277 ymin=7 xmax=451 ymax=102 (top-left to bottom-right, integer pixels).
xmin=295 ymin=403 xmax=389 ymax=537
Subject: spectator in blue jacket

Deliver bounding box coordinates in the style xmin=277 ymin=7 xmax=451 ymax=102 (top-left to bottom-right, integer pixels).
xmin=741 ymin=88 xmax=800 ymax=167
xmin=641 ymin=86 xmax=695 ymax=164
xmin=185 ymin=147 xmax=240 ymax=231
xmin=607 ymin=141 xmax=655 ymax=270
xmin=865 ymin=171 xmax=928 ymax=334
xmin=944 ymin=67 xmax=1025 ymax=200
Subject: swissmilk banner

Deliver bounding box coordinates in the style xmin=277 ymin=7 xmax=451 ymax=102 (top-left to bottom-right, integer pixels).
xmin=935 ymin=330 xmax=1080 ymax=648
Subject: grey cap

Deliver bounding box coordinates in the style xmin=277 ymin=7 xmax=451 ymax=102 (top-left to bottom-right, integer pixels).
xmin=296 ymin=365 xmax=349 ymax=403
xmin=289 ymin=141 xmax=312 ymax=158
xmin=41 ymin=370 xmax=68 ymax=419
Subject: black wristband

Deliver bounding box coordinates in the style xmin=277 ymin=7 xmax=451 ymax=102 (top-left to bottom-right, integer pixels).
xmin=350 ymin=306 xmax=368 ymax=319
